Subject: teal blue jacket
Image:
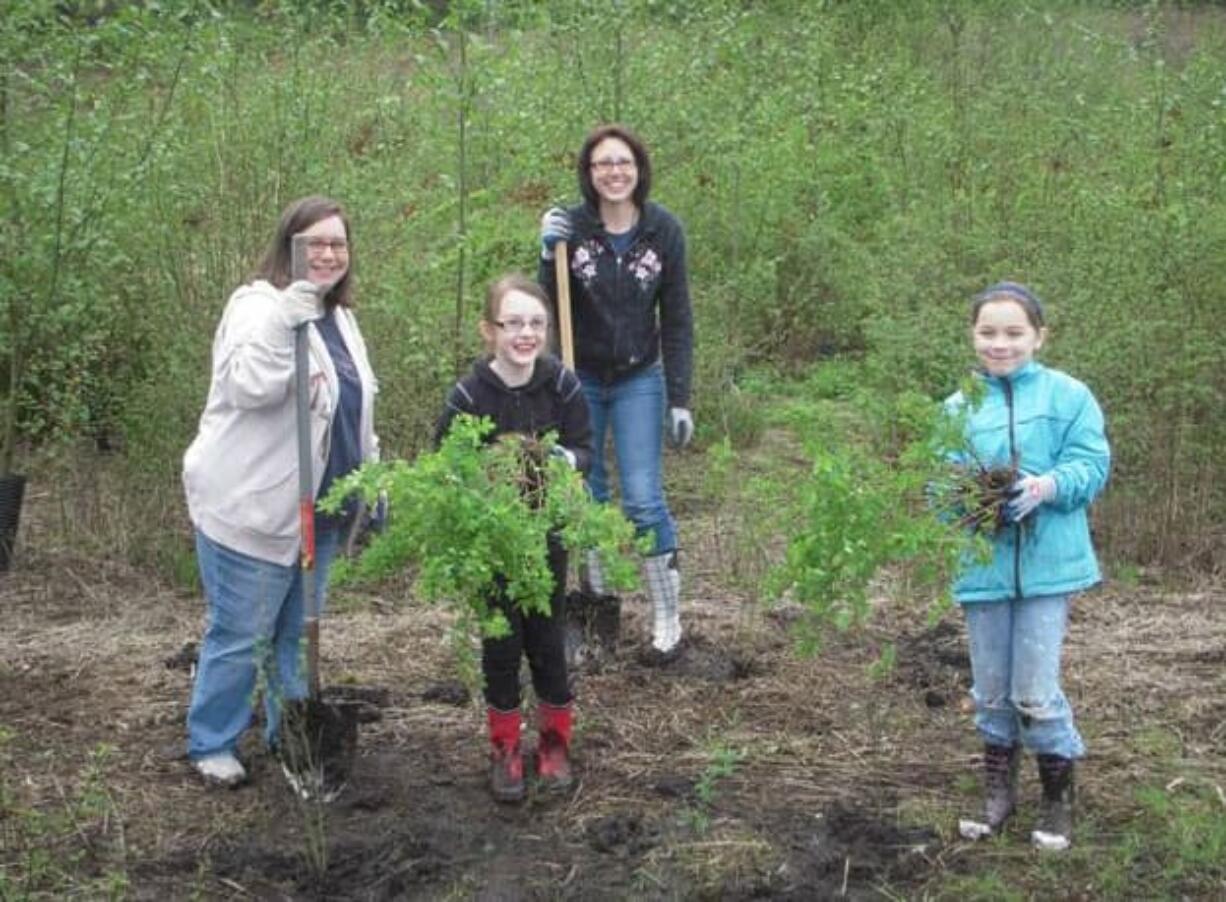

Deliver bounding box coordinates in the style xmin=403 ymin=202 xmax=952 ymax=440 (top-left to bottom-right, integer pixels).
xmin=944 ymin=361 xmax=1110 ymax=603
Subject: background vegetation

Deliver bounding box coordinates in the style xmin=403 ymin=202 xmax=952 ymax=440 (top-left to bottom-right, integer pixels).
xmin=2 ymin=4 xmax=1224 ymax=898
xmin=2 ymin=0 xmax=1223 ymax=579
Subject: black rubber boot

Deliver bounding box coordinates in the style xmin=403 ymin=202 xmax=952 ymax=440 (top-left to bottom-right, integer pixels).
xmin=958 ymin=743 xmax=1020 ymax=840
xmin=1032 ymin=754 xmax=1075 ymax=851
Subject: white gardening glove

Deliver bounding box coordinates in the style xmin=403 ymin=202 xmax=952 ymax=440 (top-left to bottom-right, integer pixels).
xmin=1005 ymin=473 xmax=1057 ymax=525
xmin=667 ymin=407 xmax=694 ymax=448
xmin=281 ymin=280 xmax=325 ymax=329
xmin=539 ymin=207 xmax=573 ymax=261
xmin=550 ymin=445 xmax=577 ymax=469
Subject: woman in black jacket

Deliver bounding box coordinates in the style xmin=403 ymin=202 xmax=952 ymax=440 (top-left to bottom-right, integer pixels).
xmin=436 ymin=274 xmax=592 ymax=803
xmin=538 ymin=124 xmax=694 ymax=660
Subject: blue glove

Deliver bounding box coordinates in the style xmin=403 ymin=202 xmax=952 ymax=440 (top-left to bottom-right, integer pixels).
xmin=667 ymin=408 xmax=694 ymax=448
xmin=540 ymin=207 xmax=572 ymax=260
xmin=1004 ymin=474 xmax=1056 ymax=525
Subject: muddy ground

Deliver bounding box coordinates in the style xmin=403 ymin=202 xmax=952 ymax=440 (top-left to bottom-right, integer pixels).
xmin=1 ymin=474 xmax=1224 ymax=900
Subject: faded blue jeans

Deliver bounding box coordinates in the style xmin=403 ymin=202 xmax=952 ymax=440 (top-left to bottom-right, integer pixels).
xmin=579 ymin=363 xmax=677 ymax=554
xmin=187 ymin=528 xmax=341 ymax=760
xmin=963 ymin=594 xmax=1085 ymax=759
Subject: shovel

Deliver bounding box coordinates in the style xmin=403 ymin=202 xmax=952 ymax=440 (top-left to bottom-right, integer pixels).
xmin=279 ymin=246 xmax=360 ymax=802
xmin=554 ymin=242 xmax=621 ymax=667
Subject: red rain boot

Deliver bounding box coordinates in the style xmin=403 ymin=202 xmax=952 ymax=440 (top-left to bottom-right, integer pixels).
xmin=534 ymin=702 xmax=574 ymax=791
xmin=486 ymin=707 xmax=525 ymax=803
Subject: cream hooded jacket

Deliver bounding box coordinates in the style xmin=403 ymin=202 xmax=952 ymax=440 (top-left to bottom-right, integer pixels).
xmin=183 ymin=280 xmax=379 ymax=566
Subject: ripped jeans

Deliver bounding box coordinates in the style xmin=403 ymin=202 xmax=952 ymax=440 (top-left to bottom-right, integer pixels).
xmin=963 ymin=594 xmax=1085 ymax=759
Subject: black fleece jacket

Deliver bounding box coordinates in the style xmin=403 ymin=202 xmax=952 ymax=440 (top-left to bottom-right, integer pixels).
xmin=537 ymin=201 xmax=694 ymax=409
xmin=434 ymin=354 xmax=593 ymax=474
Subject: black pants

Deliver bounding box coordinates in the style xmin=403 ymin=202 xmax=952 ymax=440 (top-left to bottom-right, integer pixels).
xmin=482 ymin=535 xmax=572 ymax=711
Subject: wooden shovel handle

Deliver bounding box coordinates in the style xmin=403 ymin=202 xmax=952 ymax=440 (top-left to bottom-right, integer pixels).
xmin=554 ymin=241 xmax=575 ymax=370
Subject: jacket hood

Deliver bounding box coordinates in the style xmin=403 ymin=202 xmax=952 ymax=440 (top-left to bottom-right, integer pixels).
xmin=572 ymin=201 xmax=666 ymax=238
xmin=472 ymin=353 xmax=564 ymax=394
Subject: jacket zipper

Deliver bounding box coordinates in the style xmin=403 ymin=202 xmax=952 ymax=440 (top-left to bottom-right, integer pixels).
xmin=1002 ymin=375 xmax=1022 ymax=600
xmin=612 ymin=235 xmax=624 ymax=365
xmin=610 ymin=224 xmax=645 ymax=369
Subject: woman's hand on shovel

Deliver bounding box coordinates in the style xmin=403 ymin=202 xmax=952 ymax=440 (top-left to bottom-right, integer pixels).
xmin=540 ymin=207 xmax=572 ymax=260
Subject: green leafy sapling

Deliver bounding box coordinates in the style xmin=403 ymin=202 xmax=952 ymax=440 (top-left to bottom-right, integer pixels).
xmin=767 ymin=389 xmax=987 ymax=655
xmin=319 ymin=414 xmax=641 ymax=641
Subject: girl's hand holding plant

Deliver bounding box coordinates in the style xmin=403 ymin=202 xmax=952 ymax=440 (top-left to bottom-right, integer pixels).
xmin=550 ymin=445 xmax=577 ymax=468
xmin=1004 ymin=473 xmax=1057 ymax=525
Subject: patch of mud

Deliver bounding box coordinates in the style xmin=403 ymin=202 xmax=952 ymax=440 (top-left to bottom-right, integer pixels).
xmin=638 ymin=633 xmax=762 ymax=683
xmin=735 ymin=800 xmax=940 ymax=900
xmin=586 ymin=812 xmax=662 ymax=856
xmin=894 ymin=619 xmax=971 ymax=708
xmin=420 ymin=680 xmax=469 ymax=706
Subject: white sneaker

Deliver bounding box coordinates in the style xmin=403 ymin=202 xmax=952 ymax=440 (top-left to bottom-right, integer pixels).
xmin=192 ymin=752 xmax=246 ymax=787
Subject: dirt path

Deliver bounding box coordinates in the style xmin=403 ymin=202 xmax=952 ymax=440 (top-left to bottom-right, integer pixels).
xmin=2 ymin=482 xmax=1223 ymax=899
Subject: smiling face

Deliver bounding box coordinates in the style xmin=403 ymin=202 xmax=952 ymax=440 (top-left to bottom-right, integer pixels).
xmin=972 ymin=299 xmax=1045 ymax=377
xmin=295 ymin=215 xmax=349 ymax=288
xmin=588 ymin=136 xmax=639 ymax=207
xmin=481 ymin=288 xmax=550 ymax=384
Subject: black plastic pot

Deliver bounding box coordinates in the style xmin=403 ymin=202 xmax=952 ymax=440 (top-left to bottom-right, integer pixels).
xmin=0 ymin=473 xmax=26 ymax=572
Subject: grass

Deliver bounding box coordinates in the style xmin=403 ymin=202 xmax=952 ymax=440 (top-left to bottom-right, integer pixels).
xmin=0 ymin=735 xmax=129 ymax=899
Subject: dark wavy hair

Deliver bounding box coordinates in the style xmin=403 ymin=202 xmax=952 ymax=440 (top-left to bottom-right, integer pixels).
xmin=253 ymin=195 xmax=354 ymax=309
xmin=971 ymin=281 xmax=1045 ymax=330
xmin=577 ymin=124 xmax=652 ymax=211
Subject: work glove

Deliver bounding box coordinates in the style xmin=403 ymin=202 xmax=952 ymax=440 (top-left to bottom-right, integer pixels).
xmin=539 ymin=207 xmax=572 ymax=260
xmin=343 ymin=490 xmax=388 ymax=558
xmin=667 ymin=407 xmax=694 ymax=449
xmin=281 ymin=280 xmax=325 ymax=329
xmin=550 ymin=445 xmax=577 ymax=469
xmin=369 ymin=490 xmax=389 ymax=534
xmin=1004 ymin=473 xmax=1057 ymax=525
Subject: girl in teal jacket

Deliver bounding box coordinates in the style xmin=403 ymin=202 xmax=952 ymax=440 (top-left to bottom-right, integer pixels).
xmin=945 ymin=282 xmax=1109 ymax=853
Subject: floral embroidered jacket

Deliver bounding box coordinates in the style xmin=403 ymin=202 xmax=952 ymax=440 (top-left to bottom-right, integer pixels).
xmin=538 ymin=201 xmax=693 ymax=409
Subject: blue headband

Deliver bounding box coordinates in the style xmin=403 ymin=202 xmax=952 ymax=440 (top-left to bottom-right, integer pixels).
xmin=974 ymin=281 xmax=1045 ymax=326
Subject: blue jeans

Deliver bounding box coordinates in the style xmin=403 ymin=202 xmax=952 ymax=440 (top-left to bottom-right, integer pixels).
xmin=579 ymin=364 xmax=677 ymax=555
xmin=187 ymin=528 xmax=341 ymax=759
xmin=963 ymin=595 xmax=1085 ymax=759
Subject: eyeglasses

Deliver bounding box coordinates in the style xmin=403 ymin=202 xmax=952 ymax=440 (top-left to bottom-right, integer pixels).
xmin=305 ymin=238 xmax=349 ymax=254
xmin=495 ymin=317 xmax=549 ymax=333
xmin=590 ymin=157 xmax=636 ymax=173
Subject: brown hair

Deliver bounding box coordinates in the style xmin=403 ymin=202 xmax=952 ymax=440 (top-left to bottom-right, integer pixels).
xmin=577 ymin=123 xmax=652 ymax=211
xmin=483 ymin=273 xmax=551 ymax=325
xmin=253 ymin=196 xmax=354 ymax=309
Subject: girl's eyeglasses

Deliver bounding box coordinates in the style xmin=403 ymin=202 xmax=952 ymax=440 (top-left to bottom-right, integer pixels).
xmin=495 ymin=317 xmax=548 ymax=333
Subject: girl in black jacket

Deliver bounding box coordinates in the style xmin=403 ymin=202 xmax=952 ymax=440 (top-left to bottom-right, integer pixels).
xmin=435 ymin=274 xmax=593 ymax=803
xmin=537 ymin=124 xmax=694 ymax=660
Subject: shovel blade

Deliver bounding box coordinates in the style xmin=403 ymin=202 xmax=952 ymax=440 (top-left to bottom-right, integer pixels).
xmin=279 ymin=697 xmax=360 ymax=802
xmin=563 ymin=590 xmax=621 ymax=670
